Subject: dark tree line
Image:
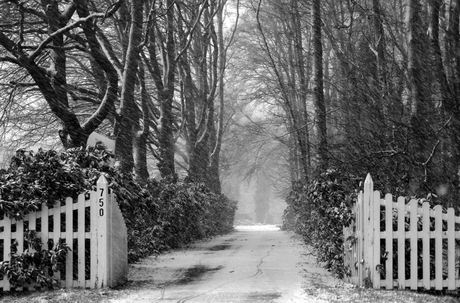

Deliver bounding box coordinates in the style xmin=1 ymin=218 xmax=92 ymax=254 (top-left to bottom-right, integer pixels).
xmin=222 ymin=0 xmax=460 ymax=207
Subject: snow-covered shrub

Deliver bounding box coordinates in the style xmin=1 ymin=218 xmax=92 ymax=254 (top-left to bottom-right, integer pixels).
xmin=282 ymin=168 xmax=359 ymax=278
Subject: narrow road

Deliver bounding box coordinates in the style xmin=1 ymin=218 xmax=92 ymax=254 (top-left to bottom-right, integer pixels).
xmin=110 ymin=225 xmax=342 ymax=303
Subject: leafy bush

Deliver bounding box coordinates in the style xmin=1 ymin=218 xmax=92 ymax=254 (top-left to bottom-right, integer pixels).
xmin=0 ymin=149 xmax=84 ymax=219
xmin=125 ymin=180 xmax=236 ymax=262
xmin=0 ymin=147 xmax=236 ymax=289
xmin=282 ymin=169 xmax=360 ymax=278
xmin=153 ymin=182 xmax=236 ymax=251
xmin=0 ymin=231 xmax=70 ymax=290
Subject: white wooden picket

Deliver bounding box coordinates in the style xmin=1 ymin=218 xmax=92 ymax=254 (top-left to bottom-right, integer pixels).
xmin=344 ymin=174 xmax=460 ymax=290
xmin=0 ymin=175 xmax=128 ymax=290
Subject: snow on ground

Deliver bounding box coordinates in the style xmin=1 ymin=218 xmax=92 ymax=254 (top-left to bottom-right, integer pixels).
xmin=110 ymin=224 xmax=347 ymax=302
xmin=234 ymin=224 xmax=281 ymax=231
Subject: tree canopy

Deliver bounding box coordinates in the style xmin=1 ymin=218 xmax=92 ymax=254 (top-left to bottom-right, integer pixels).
xmin=1 ymin=0 xmax=460 ymax=206
xmin=221 ymin=0 xmax=460 ymax=208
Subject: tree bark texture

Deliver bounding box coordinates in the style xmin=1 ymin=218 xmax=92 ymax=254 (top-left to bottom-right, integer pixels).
xmin=133 ymin=61 xmax=150 ymax=184
xmin=0 ymin=0 xmax=119 ymax=148
xmin=312 ymin=0 xmax=328 ymax=172
xmin=115 ymin=0 xmax=144 ymax=175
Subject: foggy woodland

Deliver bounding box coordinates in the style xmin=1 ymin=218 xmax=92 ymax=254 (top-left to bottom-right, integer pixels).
xmin=1 ymin=0 xmax=460 ymax=222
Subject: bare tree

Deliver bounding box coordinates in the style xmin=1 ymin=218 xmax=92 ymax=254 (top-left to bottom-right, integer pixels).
xmin=0 ymin=0 xmax=119 ymax=148
xmin=311 ymin=0 xmax=328 ymax=172
xmin=115 ymin=0 xmax=144 ymax=174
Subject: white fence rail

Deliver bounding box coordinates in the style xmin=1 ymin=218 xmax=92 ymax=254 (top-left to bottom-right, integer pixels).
xmin=344 ymin=174 xmax=460 ymax=290
xmin=0 ymin=175 xmax=127 ymax=290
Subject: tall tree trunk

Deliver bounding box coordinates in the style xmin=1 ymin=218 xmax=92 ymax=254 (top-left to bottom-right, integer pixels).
xmin=254 ymin=0 xmax=309 ymax=183
xmin=74 ymin=0 xmax=119 ymax=144
xmin=429 ymin=0 xmax=450 ymax=107
xmin=194 ymin=5 xmax=213 ymax=185
xmin=372 ymin=0 xmax=386 ymax=93
xmin=158 ymin=92 xmax=176 ymax=180
xmin=180 ymin=0 xmax=219 ymax=186
xmin=181 ymin=66 xmax=200 ymax=181
xmin=180 ymin=27 xmax=207 ymax=183
xmin=429 ymin=0 xmax=451 ymax=185
xmin=453 ymin=0 xmax=460 ymax=203
xmin=154 ymin=0 xmax=177 ymax=180
xmin=208 ymin=1 xmax=226 ymax=194
xmin=133 ymin=61 xmax=150 ymax=184
xmin=406 ymin=0 xmax=429 ymax=194
xmin=292 ymin=0 xmax=310 ymax=182
xmin=288 ymin=127 xmax=300 ymax=186
xmin=444 ymin=0 xmax=460 ymax=200
xmin=115 ymin=0 xmax=143 ymax=174
xmin=371 ymin=0 xmax=387 ymax=144
xmin=42 ymin=0 xmax=74 ymax=146
xmin=312 ymin=0 xmax=328 ymax=172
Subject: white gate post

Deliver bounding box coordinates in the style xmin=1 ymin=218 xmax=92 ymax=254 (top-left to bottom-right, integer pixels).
xmin=92 ymin=175 xmax=109 ymax=288
xmin=91 ymin=174 xmax=128 ymax=288
xmin=363 ymin=173 xmax=374 ymax=287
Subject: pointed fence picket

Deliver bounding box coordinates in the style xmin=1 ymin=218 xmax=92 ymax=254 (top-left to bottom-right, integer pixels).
xmin=0 ymin=175 xmax=128 ymax=291
xmin=344 ymin=174 xmax=460 ymax=290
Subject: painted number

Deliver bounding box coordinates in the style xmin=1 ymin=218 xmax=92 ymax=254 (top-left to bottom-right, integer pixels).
xmin=99 ymin=188 xmax=105 ymax=217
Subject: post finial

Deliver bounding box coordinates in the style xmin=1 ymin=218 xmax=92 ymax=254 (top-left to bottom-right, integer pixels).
xmin=364 ymin=173 xmax=373 ymax=184
xmin=97 ymin=174 xmax=108 ymax=184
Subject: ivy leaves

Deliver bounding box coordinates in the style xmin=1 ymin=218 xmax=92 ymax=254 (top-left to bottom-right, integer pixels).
xmin=0 ymin=231 xmax=70 ymax=290
xmin=283 ymin=168 xmax=360 ymax=278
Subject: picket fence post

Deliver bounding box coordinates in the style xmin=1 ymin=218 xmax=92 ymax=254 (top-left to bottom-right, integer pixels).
xmin=363 ymin=174 xmax=374 ymax=287
xmin=448 ymin=208 xmax=456 ymax=290
xmin=356 ymin=190 xmax=363 ymax=286
xmin=409 ymin=199 xmax=418 ymax=290
xmin=434 ymin=204 xmax=443 ymax=290
xmin=372 ymin=185 xmax=381 ymax=288
xmin=422 ymin=202 xmax=430 ymax=290
xmin=384 ymin=193 xmax=393 ymax=289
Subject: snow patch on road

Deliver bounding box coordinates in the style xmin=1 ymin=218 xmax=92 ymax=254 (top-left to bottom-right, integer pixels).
xmin=234 ymin=224 xmax=281 ymax=231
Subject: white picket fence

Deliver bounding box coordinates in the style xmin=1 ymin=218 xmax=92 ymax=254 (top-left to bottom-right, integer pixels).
xmin=0 ymin=175 xmax=128 ymax=290
xmin=343 ymin=174 xmax=460 ymax=290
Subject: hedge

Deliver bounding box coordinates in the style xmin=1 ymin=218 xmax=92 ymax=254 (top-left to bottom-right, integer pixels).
xmin=282 ymin=169 xmax=359 ymax=278
xmin=0 ymin=147 xmax=236 ymax=290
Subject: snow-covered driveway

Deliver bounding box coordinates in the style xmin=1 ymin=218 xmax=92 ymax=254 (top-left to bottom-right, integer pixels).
xmin=109 ymin=225 xmax=343 ymax=302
